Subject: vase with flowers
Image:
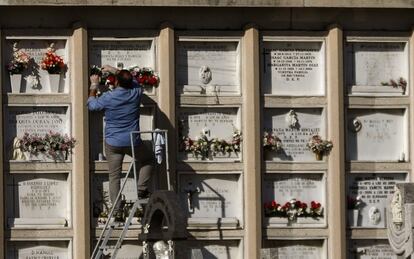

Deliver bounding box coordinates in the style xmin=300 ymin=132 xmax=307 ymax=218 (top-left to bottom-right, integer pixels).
xmin=41 ymin=43 xmax=65 ymax=93
xmin=6 ymin=42 xmax=30 ymax=93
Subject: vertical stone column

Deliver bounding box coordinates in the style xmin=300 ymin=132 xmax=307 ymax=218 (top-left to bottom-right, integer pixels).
xmin=410 ymin=28 xmax=414 ymax=179
xmin=326 ymin=24 xmax=346 ymax=259
xmin=0 ymin=28 xmax=4 ymax=259
xmin=71 ymin=23 xmax=90 ymax=259
xmin=158 ymin=22 xmax=176 ymax=190
xmin=242 ymin=24 xmax=261 ymax=259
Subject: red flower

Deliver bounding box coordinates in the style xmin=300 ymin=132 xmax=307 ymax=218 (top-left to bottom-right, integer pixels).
xmin=106 ymin=75 xmax=115 ymax=85
xmin=311 ymin=201 xmax=321 ymax=209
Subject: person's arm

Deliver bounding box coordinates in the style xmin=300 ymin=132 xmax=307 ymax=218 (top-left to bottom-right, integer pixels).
xmin=87 ymin=74 xmax=106 ymax=111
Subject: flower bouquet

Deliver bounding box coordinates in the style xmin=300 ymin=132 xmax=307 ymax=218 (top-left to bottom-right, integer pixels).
xmin=6 ymin=43 xmax=31 ymax=93
xmin=179 ymin=130 xmax=242 ymax=160
xmin=130 ymin=66 xmax=160 ymax=88
xmin=6 ymin=42 xmax=30 ymax=75
xmin=306 ymin=135 xmax=333 ymax=160
xmin=17 ymin=131 xmax=76 ymax=161
xmin=263 ymin=131 xmax=283 ymax=152
xmin=264 ymin=199 xmax=324 ymax=221
xmin=41 ymin=43 xmax=65 ymax=74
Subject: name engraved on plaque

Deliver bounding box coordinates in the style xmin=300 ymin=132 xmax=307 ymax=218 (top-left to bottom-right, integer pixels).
xmin=8 ymin=242 xmax=69 ymax=259
xmin=10 ymin=174 xmax=69 ymax=219
xmin=262 ymin=41 xmax=324 ymax=95
xmin=263 ymin=173 xmax=325 ymax=205
xmin=347 ymin=109 xmax=405 ymax=161
xmin=89 ymin=40 xmax=153 ymax=68
xmin=179 ymin=108 xmax=240 ymax=140
xmin=264 ymin=108 xmax=324 ymax=161
xmin=350 ymin=241 xmax=397 ymax=259
xmin=7 ymin=107 xmax=69 ymax=136
xmin=262 ymin=240 xmax=324 ymax=259
xmin=347 ymin=173 xmax=406 ymax=227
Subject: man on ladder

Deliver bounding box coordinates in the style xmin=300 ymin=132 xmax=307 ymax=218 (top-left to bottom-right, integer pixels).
xmin=88 ymin=65 xmax=154 ymax=223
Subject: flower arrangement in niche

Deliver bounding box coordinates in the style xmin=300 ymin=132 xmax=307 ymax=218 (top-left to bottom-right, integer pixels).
xmin=17 ymin=131 xmax=76 ymax=161
xmin=263 ymin=131 xmax=283 ymax=152
xmin=264 ymin=199 xmax=324 ymax=221
xmin=381 ymin=77 xmax=407 ymax=94
xmin=41 ymin=43 xmax=65 ymax=74
xmin=306 ymin=135 xmax=333 ymax=160
xmin=90 ymin=65 xmax=160 ymax=89
xmin=6 ymin=42 xmax=31 ymax=74
xmin=179 ymin=130 xmax=242 ymax=160
xmin=130 ymin=66 xmax=160 ymax=88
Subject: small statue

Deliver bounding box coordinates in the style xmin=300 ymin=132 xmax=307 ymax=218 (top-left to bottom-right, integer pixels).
xmin=286 ymin=109 xmax=299 ymax=129
xmin=12 ymin=137 xmax=25 ymax=160
xmin=199 ymin=66 xmax=212 ymax=85
xmin=153 ymin=240 xmax=172 ymax=259
xmin=391 ymin=186 xmax=403 ymax=230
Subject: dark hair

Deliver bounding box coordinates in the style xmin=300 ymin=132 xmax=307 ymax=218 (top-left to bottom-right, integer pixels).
xmin=116 ymin=70 xmax=133 ymax=88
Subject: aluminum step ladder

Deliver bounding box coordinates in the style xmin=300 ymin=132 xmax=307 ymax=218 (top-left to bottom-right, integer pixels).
xmin=91 ymin=129 xmax=170 ymax=259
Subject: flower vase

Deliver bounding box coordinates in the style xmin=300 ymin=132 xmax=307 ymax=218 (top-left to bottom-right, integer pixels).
xmin=315 ymin=152 xmax=323 ymax=161
xmin=348 ymin=209 xmax=359 ymax=227
xmin=10 ymin=74 xmax=22 ymax=93
xmin=48 ymin=73 xmax=61 ymax=93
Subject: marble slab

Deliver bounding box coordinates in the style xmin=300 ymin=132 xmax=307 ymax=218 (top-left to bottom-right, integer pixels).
xmin=7 ymin=241 xmax=70 ymax=259
xmin=177 ymin=40 xmax=240 ymax=95
xmin=89 ymin=39 xmax=154 ymax=69
xmin=262 ymin=40 xmax=325 ymax=96
xmin=347 ymin=109 xmax=407 ymax=161
xmin=262 ymin=240 xmax=326 ymax=259
xmin=345 ymin=41 xmax=408 ymax=95
xmin=263 ymin=108 xmax=325 ymax=162
xmin=7 ymin=173 xmax=70 ymax=228
xmin=348 ymin=240 xmax=397 ymax=259
xmin=263 ymin=172 xmax=326 ymax=227
xmin=4 ymin=39 xmax=69 ymax=94
xmin=5 ymin=106 xmax=71 ymax=161
xmin=178 ymin=172 xmax=242 ymax=228
xmin=347 ymin=172 xmax=406 ymax=228
xmin=178 ymin=107 xmax=241 ymax=161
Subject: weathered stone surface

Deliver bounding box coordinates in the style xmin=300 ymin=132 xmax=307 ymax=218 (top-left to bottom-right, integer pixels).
xmin=0 ymin=0 xmax=413 ymax=7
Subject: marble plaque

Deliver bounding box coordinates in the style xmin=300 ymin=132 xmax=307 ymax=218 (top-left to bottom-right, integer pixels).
xmin=347 ymin=109 xmax=407 ymax=161
xmin=4 ymin=39 xmax=69 ymax=93
xmin=177 ymin=40 xmax=240 ymax=95
xmin=175 ymin=240 xmax=241 ymax=259
xmin=178 ymin=107 xmax=241 ymax=161
xmin=262 ymin=240 xmax=325 ymax=259
xmin=89 ymin=39 xmax=154 ymax=70
xmin=263 ymin=108 xmax=325 ymax=161
xmin=178 ymin=173 xmax=242 ymax=225
xmin=263 ymin=173 xmax=326 ymax=226
xmin=348 ymin=240 xmax=397 ymax=259
xmin=345 ymin=41 xmax=408 ymax=95
xmin=98 ymin=241 xmax=142 ymax=259
xmin=90 ymin=106 xmax=154 ymax=161
xmin=262 ymin=41 xmax=325 ymax=95
xmin=347 ymin=173 xmax=406 ymax=228
xmin=5 ymin=106 xmax=70 ymax=160
xmin=7 ymin=173 xmax=70 ymax=227
xmin=7 ymin=241 xmax=69 ymax=259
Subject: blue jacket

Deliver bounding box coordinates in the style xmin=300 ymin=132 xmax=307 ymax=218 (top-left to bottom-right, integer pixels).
xmin=87 ymin=83 xmax=142 ymax=147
